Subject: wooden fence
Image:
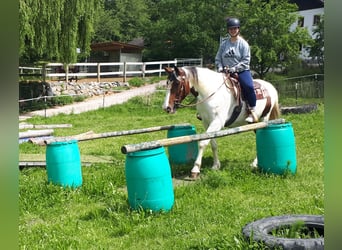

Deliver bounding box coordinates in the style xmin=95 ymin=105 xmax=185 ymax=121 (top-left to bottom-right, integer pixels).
xmin=19 ymin=58 xmax=203 ymax=82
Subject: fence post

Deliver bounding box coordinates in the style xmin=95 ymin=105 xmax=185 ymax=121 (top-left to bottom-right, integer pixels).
xmin=97 ymin=63 xmax=100 ymax=82
xmin=142 ymin=62 xmax=146 ymax=78
xmin=314 ymin=74 xmax=320 ymax=98
xmin=295 ymin=82 xmax=298 ymax=105
xmin=159 ymin=63 xmax=162 ymax=77
xmin=123 ymin=62 xmax=127 ymax=82
xmin=65 ymin=64 xmax=69 ymax=86
xmin=42 ymin=63 xmax=47 ymax=82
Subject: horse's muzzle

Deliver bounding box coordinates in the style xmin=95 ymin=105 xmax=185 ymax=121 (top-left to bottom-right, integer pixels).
xmin=165 ymin=106 xmax=176 ymax=114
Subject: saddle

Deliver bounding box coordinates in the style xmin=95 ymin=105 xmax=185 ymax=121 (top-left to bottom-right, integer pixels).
xmin=224 ymin=73 xmax=271 ymax=127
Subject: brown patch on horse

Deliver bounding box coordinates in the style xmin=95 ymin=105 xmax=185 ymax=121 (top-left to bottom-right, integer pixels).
xmin=253 ymin=81 xmax=272 ymax=117
xmin=223 ymin=75 xmax=243 ymax=127
xmin=225 ymin=75 xmax=242 ymax=106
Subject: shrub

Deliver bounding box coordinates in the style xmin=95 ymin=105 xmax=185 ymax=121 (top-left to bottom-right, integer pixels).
xmin=128 ymin=77 xmax=145 ymax=87
xmin=51 ymin=95 xmax=73 ymax=106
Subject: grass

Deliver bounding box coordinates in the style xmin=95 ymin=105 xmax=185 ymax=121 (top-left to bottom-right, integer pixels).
xmin=19 ymin=91 xmax=324 ymax=249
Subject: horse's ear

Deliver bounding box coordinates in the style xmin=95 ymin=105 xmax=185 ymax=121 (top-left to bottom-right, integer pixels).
xmin=164 ymin=67 xmax=173 ymax=73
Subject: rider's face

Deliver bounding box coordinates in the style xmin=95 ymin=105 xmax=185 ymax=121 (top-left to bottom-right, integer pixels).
xmin=228 ymin=27 xmax=239 ymax=37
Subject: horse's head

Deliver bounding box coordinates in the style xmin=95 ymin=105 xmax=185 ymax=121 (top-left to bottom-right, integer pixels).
xmin=162 ymin=66 xmax=191 ymax=113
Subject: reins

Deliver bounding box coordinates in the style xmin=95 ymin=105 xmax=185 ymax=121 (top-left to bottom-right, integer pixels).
xmin=178 ymin=75 xmax=228 ymax=108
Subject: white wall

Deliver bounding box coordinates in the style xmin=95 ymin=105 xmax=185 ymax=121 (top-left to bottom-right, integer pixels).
xmin=290 ymin=7 xmax=324 ymax=60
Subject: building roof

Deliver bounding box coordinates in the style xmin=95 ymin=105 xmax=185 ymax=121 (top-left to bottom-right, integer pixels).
xmin=290 ymin=0 xmax=324 ymax=11
xmin=90 ymin=41 xmax=144 ymax=52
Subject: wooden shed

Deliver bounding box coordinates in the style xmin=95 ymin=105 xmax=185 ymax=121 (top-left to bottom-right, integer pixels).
xmin=89 ymin=40 xmax=144 ymax=72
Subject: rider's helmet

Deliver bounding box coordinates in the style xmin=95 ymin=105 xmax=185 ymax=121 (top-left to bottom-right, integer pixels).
xmin=226 ymin=18 xmax=240 ymax=29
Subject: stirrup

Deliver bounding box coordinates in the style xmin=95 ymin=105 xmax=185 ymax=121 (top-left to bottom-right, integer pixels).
xmin=245 ymin=110 xmax=258 ymax=123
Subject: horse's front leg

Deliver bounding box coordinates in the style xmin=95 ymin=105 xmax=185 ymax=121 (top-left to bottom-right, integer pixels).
xmin=190 ymin=138 xmax=211 ymax=178
xmin=210 ymin=138 xmax=220 ymax=170
xmin=190 ymin=119 xmax=222 ymax=178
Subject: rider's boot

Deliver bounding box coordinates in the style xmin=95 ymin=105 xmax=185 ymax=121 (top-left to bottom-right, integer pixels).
xmin=245 ymin=107 xmax=258 ymax=123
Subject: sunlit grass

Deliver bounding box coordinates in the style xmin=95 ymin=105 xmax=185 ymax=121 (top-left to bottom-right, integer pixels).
xmin=19 ymin=93 xmax=324 ymax=249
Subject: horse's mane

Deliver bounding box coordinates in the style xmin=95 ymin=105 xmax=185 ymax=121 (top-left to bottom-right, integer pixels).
xmin=183 ymin=66 xmax=199 ymax=85
xmin=184 ymin=66 xmax=221 ymax=88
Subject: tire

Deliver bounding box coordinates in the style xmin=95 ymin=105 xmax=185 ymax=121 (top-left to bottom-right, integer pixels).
xmin=242 ymin=215 xmax=324 ymax=250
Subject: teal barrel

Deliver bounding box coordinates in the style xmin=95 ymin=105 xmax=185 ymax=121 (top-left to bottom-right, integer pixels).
xmin=125 ymin=147 xmax=174 ymax=212
xmin=167 ymin=125 xmax=198 ymax=164
xmin=45 ymin=140 xmax=82 ymax=188
xmin=256 ymin=122 xmax=297 ymax=175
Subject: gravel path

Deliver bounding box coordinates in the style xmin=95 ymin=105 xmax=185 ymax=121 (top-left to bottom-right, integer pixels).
xmin=22 ymin=81 xmax=166 ymax=118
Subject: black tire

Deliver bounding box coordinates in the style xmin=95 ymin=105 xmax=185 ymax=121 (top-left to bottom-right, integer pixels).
xmin=242 ymin=215 xmax=324 ymax=250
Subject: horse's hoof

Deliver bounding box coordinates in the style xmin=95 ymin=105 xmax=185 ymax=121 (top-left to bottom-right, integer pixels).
xmin=184 ymin=172 xmax=200 ymax=181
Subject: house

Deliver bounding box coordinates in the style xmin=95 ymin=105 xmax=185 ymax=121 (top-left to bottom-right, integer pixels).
xmin=289 ymin=0 xmax=324 ymax=60
xmin=89 ymin=39 xmax=144 ymax=72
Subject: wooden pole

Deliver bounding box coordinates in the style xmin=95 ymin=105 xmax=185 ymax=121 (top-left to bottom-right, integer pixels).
xmin=121 ymin=119 xmax=286 ymax=154
xmin=19 ymin=124 xmax=72 ymax=129
xmin=19 ymin=129 xmax=54 ymax=139
xmin=43 ymin=123 xmax=192 ymax=145
xmin=29 ymin=131 xmax=94 ymax=146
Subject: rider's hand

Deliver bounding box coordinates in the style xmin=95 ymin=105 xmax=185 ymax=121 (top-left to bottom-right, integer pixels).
xmin=217 ymin=67 xmax=223 ymax=73
xmin=228 ymin=67 xmax=236 ymax=74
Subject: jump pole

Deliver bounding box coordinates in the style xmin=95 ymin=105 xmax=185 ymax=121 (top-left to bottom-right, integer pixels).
xmin=42 ymin=123 xmax=192 ymax=145
xmin=121 ymin=119 xmax=286 ymax=154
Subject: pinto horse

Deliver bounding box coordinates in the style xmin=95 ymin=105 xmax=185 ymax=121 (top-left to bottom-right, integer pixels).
xmin=163 ymin=66 xmax=280 ymax=178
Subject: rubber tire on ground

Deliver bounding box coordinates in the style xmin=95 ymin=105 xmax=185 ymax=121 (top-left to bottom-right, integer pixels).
xmin=242 ymin=215 xmax=324 ymax=250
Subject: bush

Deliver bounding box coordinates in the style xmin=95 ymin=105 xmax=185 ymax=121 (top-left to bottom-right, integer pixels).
xmin=51 ymin=95 xmax=73 ymax=106
xmin=128 ymin=77 xmax=145 ymax=87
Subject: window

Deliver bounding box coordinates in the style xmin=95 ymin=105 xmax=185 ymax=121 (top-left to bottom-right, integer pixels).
xmin=298 ymin=16 xmax=304 ymax=27
xmin=313 ymin=15 xmax=321 ymax=26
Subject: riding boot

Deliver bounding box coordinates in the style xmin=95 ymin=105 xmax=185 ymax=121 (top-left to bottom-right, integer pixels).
xmin=245 ymin=107 xmax=258 ymax=123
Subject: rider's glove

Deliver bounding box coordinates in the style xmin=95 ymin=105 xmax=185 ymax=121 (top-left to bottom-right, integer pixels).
xmin=218 ymin=67 xmax=223 ymax=73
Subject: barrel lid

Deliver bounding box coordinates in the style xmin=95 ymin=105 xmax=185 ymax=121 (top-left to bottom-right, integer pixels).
xmin=169 ymin=124 xmax=195 ymax=130
xmin=127 ymin=146 xmax=165 ymax=157
xmin=264 ymin=122 xmax=292 ymax=129
xmin=48 ymin=139 xmax=78 ymax=146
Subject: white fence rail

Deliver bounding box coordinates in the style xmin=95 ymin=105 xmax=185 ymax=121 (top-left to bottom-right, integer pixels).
xmin=19 ymin=58 xmax=203 ymax=82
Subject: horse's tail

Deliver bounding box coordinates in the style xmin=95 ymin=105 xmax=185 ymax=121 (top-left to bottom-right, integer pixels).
xmin=269 ymin=101 xmax=281 ymax=120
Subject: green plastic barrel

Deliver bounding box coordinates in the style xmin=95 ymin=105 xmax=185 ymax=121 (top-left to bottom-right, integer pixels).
xmin=46 ymin=139 xmax=82 ymax=187
xmin=256 ymin=122 xmax=297 ymax=175
xmin=125 ymin=147 xmax=174 ymax=212
xmin=167 ymin=125 xmax=198 ymax=164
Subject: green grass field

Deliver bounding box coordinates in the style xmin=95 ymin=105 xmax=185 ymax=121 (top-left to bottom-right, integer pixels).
xmin=19 ymin=91 xmax=324 ymax=249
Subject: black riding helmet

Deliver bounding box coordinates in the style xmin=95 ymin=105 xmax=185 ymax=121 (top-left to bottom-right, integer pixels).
xmin=226 ymin=18 xmax=240 ymax=29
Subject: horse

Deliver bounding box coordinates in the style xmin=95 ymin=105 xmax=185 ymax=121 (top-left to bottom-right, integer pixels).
xmin=162 ymin=66 xmax=280 ymax=179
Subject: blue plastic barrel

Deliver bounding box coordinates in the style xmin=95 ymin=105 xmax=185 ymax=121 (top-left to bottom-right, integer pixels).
xmin=256 ymin=122 xmax=297 ymax=175
xmin=125 ymin=147 xmax=174 ymax=212
xmin=46 ymin=140 xmax=82 ymax=188
xmin=167 ymin=125 xmax=198 ymax=164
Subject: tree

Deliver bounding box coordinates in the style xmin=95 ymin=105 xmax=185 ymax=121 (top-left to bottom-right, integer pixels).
xmin=143 ymin=0 xmax=228 ymax=63
xmin=19 ymin=0 xmax=102 ymax=64
xmin=308 ymin=15 xmax=324 ymax=72
xmin=226 ymin=0 xmax=313 ymax=78
xmin=92 ymin=0 xmax=151 ymax=43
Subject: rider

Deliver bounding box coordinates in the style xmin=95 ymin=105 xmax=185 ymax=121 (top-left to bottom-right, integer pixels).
xmin=215 ymin=17 xmax=258 ymax=123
